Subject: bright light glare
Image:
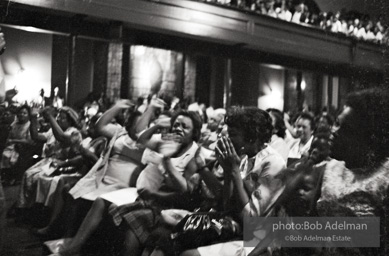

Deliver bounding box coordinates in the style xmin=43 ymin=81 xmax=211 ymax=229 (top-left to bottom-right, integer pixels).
xmin=10 ymin=69 xmax=50 ymax=103
xmin=271 ymin=89 xmax=282 ymax=98
xmin=258 ymin=88 xmax=284 ymax=110
xmin=134 ymin=46 xmax=146 ymax=57
xmin=301 ymin=80 xmax=306 ymax=91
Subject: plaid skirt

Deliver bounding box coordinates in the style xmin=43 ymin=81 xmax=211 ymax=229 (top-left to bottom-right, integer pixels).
xmin=108 ymin=200 xmax=161 ymax=245
xmin=108 ymin=187 xmax=205 ymax=247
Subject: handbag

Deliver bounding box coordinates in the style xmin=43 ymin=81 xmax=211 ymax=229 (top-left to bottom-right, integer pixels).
xmin=160 ymin=209 xmax=191 ymax=226
xmin=170 ymin=211 xmax=241 ymax=254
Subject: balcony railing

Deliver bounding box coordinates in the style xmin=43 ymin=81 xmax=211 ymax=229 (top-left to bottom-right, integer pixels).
xmin=7 ymin=0 xmax=385 ymax=71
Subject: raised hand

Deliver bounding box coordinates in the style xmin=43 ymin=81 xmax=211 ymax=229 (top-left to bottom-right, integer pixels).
xmin=114 ymin=99 xmax=134 ymax=109
xmin=30 ymin=107 xmax=40 ymax=118
xmin=149 ymin=96 xmax=166 ymax=110
xmin=42 ymin=106 xmax=56 ymax=119
xmin=283 ymin=112 xmax=290 ymax=123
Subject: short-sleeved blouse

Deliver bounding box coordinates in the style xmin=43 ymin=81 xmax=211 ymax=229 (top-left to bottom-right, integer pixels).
xmin=41 ymin=127 xmax=81 ymax=159
xmin=103 ymin=133 xmax=141 ymax=186
xmin=241 ymin=145 xmax=286 ymax=217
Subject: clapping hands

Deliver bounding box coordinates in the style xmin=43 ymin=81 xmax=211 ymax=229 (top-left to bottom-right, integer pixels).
xmin=215 ymin=136 xmax=241 ymax=177
xmin=194 ymin=146 xmax=206 ymax=170
xmin=159 ymin=138 xmax=181 ymax=158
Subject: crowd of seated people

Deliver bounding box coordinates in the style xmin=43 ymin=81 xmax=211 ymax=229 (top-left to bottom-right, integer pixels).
xmin=0 ymin=85 xmax=388 ymax=256
xmin=1 ymin=18 xmax=389 ymax=255
xmin=179 ymin=0 xmax=389 ymax=45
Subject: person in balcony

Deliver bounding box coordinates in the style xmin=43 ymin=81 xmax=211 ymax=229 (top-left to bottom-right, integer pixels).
xmin=340 ymin=16 xmax=349 ymax=34
xmin=375 ymin=25 xmax=384 ymax=43
xmin=330 ymin=11 xmax=342 ymax=33
xmin=318 ymin=12 xmax=328 ymax=30
xmin=324 ymin=12 xmax=334 ymax=31
xmin=266 ymin=0 xmax=277 ymax=18
xmin=291 ymin=1 xmax=308 ymax=23
xmin=382 ymin=27 xmax=389 ymax=46
xmin=347 ymin=17 xmax=355 ymax=35
xmin=276 ymin=0 xmax=292 ymax=21
xmin=352 ymin=18 xmax=363 ymax=38
xmin=254 ymin=0 xmax=268 ymax=15
xmin=365 ymin=20 xmax=376 ymax=41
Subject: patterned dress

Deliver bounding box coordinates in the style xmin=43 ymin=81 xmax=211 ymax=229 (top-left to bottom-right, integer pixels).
xmin=35 ymin=136 xmax=106 ymax=207
xmin=316 ymin=159 xmax=389 ymax=255
xmin=16 ymin=127 xmax=81 ymax=208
